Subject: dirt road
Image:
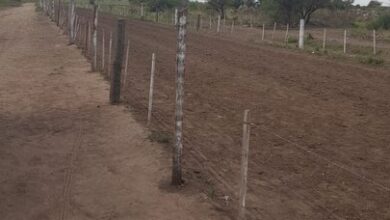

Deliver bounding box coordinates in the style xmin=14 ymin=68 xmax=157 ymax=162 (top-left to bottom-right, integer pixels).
xmin=0 ymin=4 xmax=226 ymax=220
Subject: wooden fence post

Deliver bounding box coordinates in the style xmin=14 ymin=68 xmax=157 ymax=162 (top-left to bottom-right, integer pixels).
xmin=56 ymin=0 xmax=61 ymax=26
xmin=92 ymin=3 xmax=99 ymax=71
xmin=237 ymin=109 xmax=251 ymax=220
xmin=323 ymin=28 xmax=327 ymax=51
xmin=343 ymin=29 xmax=347 ymax=54
xmin=84 ymin=21 xmax=89 ymax=55
xmin=373 ymin=29 xmax=376 ymax=55
xmin=147 ymin=53 xmax=156 ymax=126
xmin=110 ymin=19 xmax=125 ymax=104
xmin=231 ymin=20 xmax=234 ymax=34
xmin=172 ymin=7 xmax=187 ymax=186
xmin=298 ymin=19 xmax=305 ymax=49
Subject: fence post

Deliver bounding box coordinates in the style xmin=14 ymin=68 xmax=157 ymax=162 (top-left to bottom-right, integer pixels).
xmin=284 ymin=23 xmax=289 ymax=45
xmin=84 ymin=22 xmax=89 ymax=55
xmin=373 ymin=29 xmax=376 ymax=55
xmin=323 ymin=28 xmax=327 ymax=51
xmin=298 ymin=19 xmax=305 ymax=49
xmin=209 ymin=16 xmax=212 ymax=30
xmin=123 ymin=39 xmax=130 ymax=89
xmin=92 ymin=3 xmax=99 ymax=71
xmin=140 ymin=3 xmax=144 ymax=20
xmin=217 ymin=15 xmax=221 ymax=33
xmin=110 ymin=19 xmax=125 ymax=104
xmin=343 ymin=29 xmax=347 ymax=54
xmin=237 ymin=109 xmax=251 ymax=220
xmin=196 ymin=14 xmax=201 ymax=32
xmin=56 ymin=0 xmax=61 ymax=26
xmin=102 ymin=28 xmax=105 ymax=71
xmin=68 ymin=0 xmax=76 ymax=44
xmin=174 ymin=8 xmax=178 ymax=25
xmin=172 ymin=7 xmax=187 ymax=186
xmin=271 ymin=22 xmax=276 ymax=42
xmin=147 ymin=53 xmax=156 ymax=126
xmin=108 ymin=32 xmax=113 ymax=77
xmin=262 ymin=23 xmax=265 ymax=41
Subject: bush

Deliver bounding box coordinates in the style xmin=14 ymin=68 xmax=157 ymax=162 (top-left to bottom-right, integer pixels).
xmin=359 ymin=56 xmax=384 ymax=65
xmin=370 ymin=14 xmax=390 ymax=30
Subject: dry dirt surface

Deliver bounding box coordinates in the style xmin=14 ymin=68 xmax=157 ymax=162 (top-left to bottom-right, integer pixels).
xmin=95 ymin=14 xmax=390 ymax=220
xmin=0 ymin=4 xmax=228 ymax=220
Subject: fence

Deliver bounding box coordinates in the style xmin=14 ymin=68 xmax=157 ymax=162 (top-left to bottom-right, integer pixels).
xmin=40 ymin=1 xmax=390 ymax=220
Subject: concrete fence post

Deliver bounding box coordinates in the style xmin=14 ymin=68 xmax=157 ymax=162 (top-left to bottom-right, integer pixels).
xmin=147 ymin=53 xmax=156 ymax=126
xmin=298 ymin=19 xmax=305 ymax=49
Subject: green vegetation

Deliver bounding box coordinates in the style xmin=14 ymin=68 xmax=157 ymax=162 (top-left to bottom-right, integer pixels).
xmin=0 ymin=0 xmax=22 ymax=7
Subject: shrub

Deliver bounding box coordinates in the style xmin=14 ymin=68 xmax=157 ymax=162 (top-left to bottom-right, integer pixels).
xmin=369 ymin=14 xmax=390 ymax=30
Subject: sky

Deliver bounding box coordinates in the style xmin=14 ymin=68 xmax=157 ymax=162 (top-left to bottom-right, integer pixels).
xmin=354 ymin=0 xmax=390 ymax=6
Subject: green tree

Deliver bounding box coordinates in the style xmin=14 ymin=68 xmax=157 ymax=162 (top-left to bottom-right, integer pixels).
xmin=367 ymin=0 xmax=382 ymax=7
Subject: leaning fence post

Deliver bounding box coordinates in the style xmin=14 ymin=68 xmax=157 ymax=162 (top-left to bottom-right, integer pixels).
xmin=172 ymin=7 xmax=187 ymax=186
xmin=110 ymin=19 xmax=125 ymax=104
xmin=343 ymin=29 xmax=347 ymax=54
xmin=298 ymin=19 xmax=305 ymax=49
xmin=237 ymin=109 xmax=251 ymax=220
xmin=92 ymin=3 xmax=99 ymax=71
xmin=147 ymin=53 xmax=156 ymax=126
xmin=323 ymin=28 xmax=327 ymax=51
xmin=373 ymin=29 xmax=377 ymax=55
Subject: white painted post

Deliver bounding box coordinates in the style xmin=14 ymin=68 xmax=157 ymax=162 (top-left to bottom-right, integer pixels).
xmin=147 ymin=53 xmax=156 ymax=126
xmin=102 ymin=28 xmax=105 ymax=71
xmin=108 ymin=32 xmax=113 ymax=77
xmin=237 ymin=109 xmax=251 ymax=220
xmin=123 ymin=39 xmax=130 ymax=89
xmin=262 ymin=23 xmax=265 ymax=41
xmin=323 ymin=28 xmax=327 ymax=51
xmin=284 ymin=23 xmax=289 ymax=45
xmin=373 ymin=29 xmax=377 ymax=55
xmin=298 ymin=19 xmax=305 ymax=49
xmin=343 ymin=29 xmax=347 ymax=54
xmin=209 ymin=16 xmax=212 ymax=30
xmin=174 ymin=8 xmax=178 ymax=25
xmin=217 ymin=15 xmax=221 ymax=33
xmin=92 ymin=4 xmax=99 ymax=71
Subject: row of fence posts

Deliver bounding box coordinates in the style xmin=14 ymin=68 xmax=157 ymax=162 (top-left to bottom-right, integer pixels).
xmin=41 ymin=2 xmax=384 ymax=220
xmin=38 ymin=1 xmax=276 ymax=219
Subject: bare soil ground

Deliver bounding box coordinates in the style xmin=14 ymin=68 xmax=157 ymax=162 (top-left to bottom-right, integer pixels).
xmin=113 ymin=17 xmax=390 ymax=220
xmin=0 ymin=4 xmax=227 ymax=220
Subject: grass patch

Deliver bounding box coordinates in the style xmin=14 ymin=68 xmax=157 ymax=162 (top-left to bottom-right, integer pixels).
xmin=359 ymin=56 xmax=385 ymax=65
xmin=148 ymin=130 xmax=172 ymax=144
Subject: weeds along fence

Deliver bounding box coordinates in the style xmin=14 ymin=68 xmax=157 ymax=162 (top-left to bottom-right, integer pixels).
xmin=41 ymin=1 xmax=390 ymax=220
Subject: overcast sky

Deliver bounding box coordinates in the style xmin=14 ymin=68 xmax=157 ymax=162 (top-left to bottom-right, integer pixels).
xmin=354 ymin=0 xmax=390 ymax=6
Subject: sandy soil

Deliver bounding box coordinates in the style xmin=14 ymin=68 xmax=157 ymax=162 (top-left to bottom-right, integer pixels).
xmin=0 ymin=4 xmax=228 ymax=220
xmin=84 ymin=14 xmax=390 ymax=220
